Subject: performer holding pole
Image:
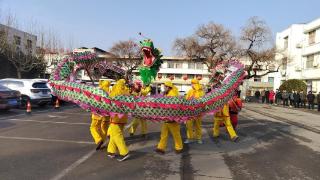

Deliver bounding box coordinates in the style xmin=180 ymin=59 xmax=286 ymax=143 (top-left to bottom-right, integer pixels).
xmin=228 ymin=92 xmax=243 ymax=129
xmin=155 ymin=81 xmax=183 ymax=154
xmin=129 ymin=80 xmax=151 ymax=138
xmin=90 ymin=80 xmax=111 ymax=150
xmin=184 ymin=79 xmax=205 ymax=144
xmin=107 ymin=79 xmax=131 ymax=162
xmin=213 ymin=103 xmax=239 ymax=142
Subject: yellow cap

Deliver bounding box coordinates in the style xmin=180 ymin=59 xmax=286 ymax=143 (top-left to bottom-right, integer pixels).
xmin=191 ymin=78 xmax=199 ymax=84
xmin=164 ymin=81 xmax=173 ymax=88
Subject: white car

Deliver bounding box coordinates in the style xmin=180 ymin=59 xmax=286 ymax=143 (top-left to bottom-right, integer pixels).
xmin=0 ymin=79 xmax=52 ymax=107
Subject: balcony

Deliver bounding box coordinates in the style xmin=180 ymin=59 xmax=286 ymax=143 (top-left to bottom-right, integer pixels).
xmin=302 ymin=42 xmax=320 ymax=56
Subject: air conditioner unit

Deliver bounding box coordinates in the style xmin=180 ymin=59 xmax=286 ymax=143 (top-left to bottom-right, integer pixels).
xmin=295 ymin=66 xmax=302 ymax=71
xmin=313 ymin=61 xmax=318 ymax=67
xmin=296 ymin=43 xmax=302 ymax=48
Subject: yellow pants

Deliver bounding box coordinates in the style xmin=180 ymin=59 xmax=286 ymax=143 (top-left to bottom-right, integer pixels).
xmin=90 ymin=116 xmax=109 ymax=144
xmin=129 ymin=118 xmax=147 ymax=135
xmin=107 ymin=123 xmax=129 ymax=156
xmin=157 ymin=122 xmax=183 ymax=151
xmin=213 ymin=117 xmax=237 ymax=139
xmin=186 ymin=117 xmax=202 ymax=140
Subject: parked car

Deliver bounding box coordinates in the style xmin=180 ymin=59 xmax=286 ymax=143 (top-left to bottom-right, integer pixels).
xmin=0 ymin=79 xmax=51 ymax=107
xmin=0 ymin=84 xmax=21 ymax=110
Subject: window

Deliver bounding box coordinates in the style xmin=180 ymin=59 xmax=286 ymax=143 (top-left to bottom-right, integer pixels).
xmin=32 ymin=82 xmax=48 ymax=88
xmin=254 ymin=77 xmax=261 ymax=82
xmin=188 ymin=74 xmax=195 ymax=79
xmin=268 ymin=77 xmax=274 ymax=83
xmin=27 ymin=39 xmax=32 ymax=49
xmin=284 ymin=36 xmax=288 ymax=49
xmin=306 ymin=54 xmax=314 ymax=68
xmin=166 ymin=74 xmax=174 ymax=78
xmin=14 ymin=35 xmax=21 ymax=45
xmin=309 ymin=30 xmax=316 ymax=45
xmin=196 ymin=63 xmax=203 ymax=69
xmin=167 ymin=62 xmax=174 ymax=68
xmin=175 ymin=63 xmax=182 ymax=69
xmin=282 ymin=58 xmax=287 ymax=70
xmin=175 ymin=74 xmax=182 ymax=79
xmin=188 ymin=62 xmax=195 ymax=69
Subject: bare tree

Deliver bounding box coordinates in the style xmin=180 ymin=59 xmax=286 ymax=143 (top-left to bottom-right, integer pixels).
xmin=240 ymin=17 xmax=285 ymax=79
xmin=173 ymin=22 xmax=239 ymax=70
xmin=109 ymin=39 xmax=141 ymax=75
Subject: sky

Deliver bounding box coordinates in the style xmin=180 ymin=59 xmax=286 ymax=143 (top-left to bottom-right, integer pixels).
xmin=0 ymin=0 xmax=319 ymax=55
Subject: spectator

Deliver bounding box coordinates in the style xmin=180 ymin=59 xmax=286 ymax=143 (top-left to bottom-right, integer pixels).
xmin=261 ymin=89 xmax=266 ymax=103
xmin=317 ymin=92 xmax=320 ymax=112
xmin=254 ymin=90 xmax=261 ymax=102
xmin=282 ymin=90 xmax=289 ymax=106
xmin=307 ymin=91 xmax=315 ymax=109
xmin=299 ymin=91 xmax=306 ymax=108
xmin=293 ymin=91 xmax=300 ymax=108
xmin=275 ymin=89 xmax=282 ymax=105
xmin=289 ymin=91 xmax=294 ymax=107
xmin=269 ymin=90 xmax=275 ymax=104
xmin=265 ymin=90 xmax=270 ymax=104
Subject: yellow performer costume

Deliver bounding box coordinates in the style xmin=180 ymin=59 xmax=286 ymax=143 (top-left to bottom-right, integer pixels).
xmin=213 ymin=104 xmax=239 ymax=142
xmin=90 ymin=80 xmax=111 ymax=150
xmin=185 ymin=79 xmax=205 ymax=144
xmin=107 ymin=79 xmax=131 ymax=161
xmin=156 ymin=81 xmax=183 ymax=154
xmin=129 ymin=83 xmax=151 ymax=137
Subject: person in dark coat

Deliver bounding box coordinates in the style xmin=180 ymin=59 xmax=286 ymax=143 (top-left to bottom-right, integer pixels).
xmin=299 ymin=91 xmax=306 ymax=108
xmin=265 ymin=90 xmax=270 ymax=104
xmin=282 ymin=90 xmax=289 ymax=106
xmin=293 ymin=91 xmax=300 ymax=108
xmin=261 ymin=90 xmax=266 ymax=103
xmin=289 ymin=91 xmax=294 ymax=107
xmin=275 ymin=89 xmax=282 ymax=105
xmin=317 ymin=92 xmax=320 ymax=111
xmin=254 ymin=91 xmax=261 ymax=102
xmin=307 ymin=91 xmax=315 ymax=109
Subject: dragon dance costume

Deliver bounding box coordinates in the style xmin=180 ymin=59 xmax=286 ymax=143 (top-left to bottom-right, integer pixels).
xmin=48 ymin=38 xmax=246 ymax=161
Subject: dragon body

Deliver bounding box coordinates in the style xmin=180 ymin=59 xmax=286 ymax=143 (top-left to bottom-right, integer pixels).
xmin=49 ymin=40 xmax=245 ymax=122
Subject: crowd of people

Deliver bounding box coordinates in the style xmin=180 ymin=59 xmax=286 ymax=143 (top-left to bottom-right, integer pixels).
xmin=89 ymin=78 xmax=242 ymax=162
xmin=254 ymin=89 xmax=320 ymax=111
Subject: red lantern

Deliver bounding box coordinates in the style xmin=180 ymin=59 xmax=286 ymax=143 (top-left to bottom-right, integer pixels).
xmin=158 ymin=74 xmax=162 ymax=79
xmin=183 ymin=75 xmax=188 ymax=81
xmin=169 ymin=75 xmax=174 ymax=80
xmin=197 ymin=75 xmax=202 ymax=80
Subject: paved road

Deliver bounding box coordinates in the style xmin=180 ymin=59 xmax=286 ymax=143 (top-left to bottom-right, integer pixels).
xmin=0 ymin=103 xmax=319 ymax=180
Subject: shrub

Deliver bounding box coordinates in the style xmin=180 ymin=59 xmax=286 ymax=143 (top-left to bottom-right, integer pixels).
xmin=279 ymin=79 xmax=307 ymax=92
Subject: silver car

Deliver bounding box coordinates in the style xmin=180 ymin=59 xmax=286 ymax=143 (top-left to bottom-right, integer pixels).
xmin=0 ymin=79 xmax=51 ymax=107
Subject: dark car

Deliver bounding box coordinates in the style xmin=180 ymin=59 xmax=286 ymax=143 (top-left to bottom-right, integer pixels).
xmin=0 ymin=84 xmax=21 ymax=110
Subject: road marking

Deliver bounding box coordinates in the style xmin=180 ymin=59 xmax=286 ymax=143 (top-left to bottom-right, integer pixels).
xmin=50 ymin=150 xmax=96 ymax=180
xmin=0 ymin=136 xmax=94 ymax=144
xmin=2 ymin=119 xmax=90 ymax=125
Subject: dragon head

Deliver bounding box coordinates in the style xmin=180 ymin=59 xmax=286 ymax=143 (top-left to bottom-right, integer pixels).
xmin=140 ymin=39 xmax=159 ymax=67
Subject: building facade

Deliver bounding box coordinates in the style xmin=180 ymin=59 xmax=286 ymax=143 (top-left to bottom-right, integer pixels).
xmin=275 ymin=18 xmax=320 ymax=93
xmin=131 ymin=57 xmax=210 ymax=94
xmin=0 ymin=24 xmax=37 ymax=55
